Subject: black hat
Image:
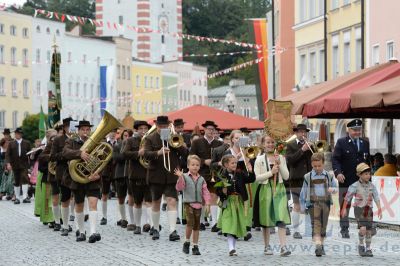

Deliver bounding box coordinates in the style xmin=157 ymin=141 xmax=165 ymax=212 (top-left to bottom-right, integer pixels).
xmin=14 ymin=127 xmax=23 ymax=134
xmin=240 ymin=127 xmax=249 ymax=133
xmin=62 ymin=117 xmax=74 ymax=125
xmin=55 ymin=124 xmax=63 ymax=131
xmin=154 ymin=116 xmax=170 ymax=125
xmin=347 ymin=119 xmax=362 ymax=129
xmin=293 ymin=124 xmax=310 ymax=132
xmin=75 ymin=120 xmax=93 ymax=128
xmin=220 ymin=130 xmax=231 ymax=139
xmin=2 ymin=128 xmax=10 ymax=135
xmin=134 ymin=120 xmax=151 ymax=130
xmin=173 ymin=118 xmax=185 ymax=127
xmin=201 ymin=120 xmax=218 ymax=129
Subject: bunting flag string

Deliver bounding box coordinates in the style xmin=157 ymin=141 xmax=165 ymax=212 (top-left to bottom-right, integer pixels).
xmin=32 ymin=8 xmax=262 ymax=49
xmin=207 ymin=57 xmax=263 ymax=79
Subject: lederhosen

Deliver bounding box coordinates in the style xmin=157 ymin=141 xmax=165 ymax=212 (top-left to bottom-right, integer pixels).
xmin=101 ymin=140 xmax=116 ymax=196
xmin=113 ymin=139 xmax=129 ymax=199
xmin=51 ymin=134 xmax=71 ymax=201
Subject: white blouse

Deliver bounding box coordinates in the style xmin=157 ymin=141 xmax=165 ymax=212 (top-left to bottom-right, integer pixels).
xmin=254 ymin=154 xmax=289 ymax=184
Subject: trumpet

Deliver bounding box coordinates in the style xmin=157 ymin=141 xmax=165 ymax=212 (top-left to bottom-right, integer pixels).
xmin=302 ymin=137 xmax=315 ymax=154
xmin=168 ymin=124 xmax=184 ymax=149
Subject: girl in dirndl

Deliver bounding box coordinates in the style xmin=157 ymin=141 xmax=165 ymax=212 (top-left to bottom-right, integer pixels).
xmin=253 ymin=134 xmax=291 ymax=256
xmin=216 ymin=154 xmax=255 ymax=256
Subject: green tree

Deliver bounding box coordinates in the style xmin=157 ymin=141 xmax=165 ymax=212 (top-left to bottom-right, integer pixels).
xmin=22 ymin=113 xmax=47 ymax=144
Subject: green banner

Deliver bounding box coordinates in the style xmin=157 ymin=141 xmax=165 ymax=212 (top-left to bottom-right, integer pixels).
xmin=48 ymin=51 xmax=61 ymax=128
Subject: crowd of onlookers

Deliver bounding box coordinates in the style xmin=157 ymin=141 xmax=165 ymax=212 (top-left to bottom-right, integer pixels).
xmin=370 ymin=152 xmax=399 ymax=177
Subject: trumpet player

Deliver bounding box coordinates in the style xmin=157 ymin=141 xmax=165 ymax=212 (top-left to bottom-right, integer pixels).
xmin=50 ymin=117 xmax=74 ymax=236
xmin=143 ymin=116 xmax=188 ymax=241
xmin=123 ymin=120 xmax=153 ymax=234
xmin=286 ymin=124 xmax=313 ymax=239
xmin=62 ymin=120 xmax=101 ymax=243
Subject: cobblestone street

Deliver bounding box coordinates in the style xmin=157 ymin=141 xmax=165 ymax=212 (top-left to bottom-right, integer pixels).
xmin=0 ymin=199 xmax=399 ymax=265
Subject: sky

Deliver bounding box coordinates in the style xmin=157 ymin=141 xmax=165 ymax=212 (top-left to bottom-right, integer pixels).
xmin=2 ymin=0 xmax=27 ymax=7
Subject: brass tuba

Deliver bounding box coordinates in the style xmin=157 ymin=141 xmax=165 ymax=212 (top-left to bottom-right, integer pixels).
xmin=168 ymin=123 xmax=184 ymax=149
xmin=244 ymin=146 xmax=260 ymax=159
xmin=69 ymin=111 xmax=122 ymax=184
xmin=315 ymin=140 xmax=329 ymax=153
xmin=139 ymin=124 xmax=157 ymax=169
xmin=48 ymin=162 xmax=56 ymax=175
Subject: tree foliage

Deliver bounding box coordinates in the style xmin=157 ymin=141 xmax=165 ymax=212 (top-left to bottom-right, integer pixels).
xmin=183 ymin=0 xmax=271 ymax=88
xmin=22 ymin=113 xmax=48 ymax=144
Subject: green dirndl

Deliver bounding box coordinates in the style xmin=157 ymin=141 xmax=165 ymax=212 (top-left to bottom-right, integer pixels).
xmin=34 ymin=172 xmax=43 ymax=217
xmin=34 ymin=172 xmax=54 ymax=222
xmin=221 ymin=195 xmax=247 ymax=238
xmin=0 ymin=171 xmax=14 ymax=195
xmin=255 ymin=182 xmax=291 ymax=227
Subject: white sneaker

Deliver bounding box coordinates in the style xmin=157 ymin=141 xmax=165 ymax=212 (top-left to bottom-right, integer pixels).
xmin=264 ymin=245 xmax=273 ymax=255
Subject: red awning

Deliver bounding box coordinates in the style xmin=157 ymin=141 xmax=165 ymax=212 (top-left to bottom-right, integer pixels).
xmin=302 ymin=62 xmax=400 ymax=117
xmin=147 ymin=105 xmax=264 ymax=131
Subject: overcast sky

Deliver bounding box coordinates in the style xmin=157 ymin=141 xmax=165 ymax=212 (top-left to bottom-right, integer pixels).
xmin=2 ymin=0 xmax=27 ymax=7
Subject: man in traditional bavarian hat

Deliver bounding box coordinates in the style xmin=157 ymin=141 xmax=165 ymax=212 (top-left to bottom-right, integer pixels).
xmin=62 ymin=120 xmax=101 ymax=243
xmin=333 ymin=119 xmax=370 ymax=238
xmin=5 ymin=127 xmax=31 ymax=204
xmin=286 ymin=124 xmax=313 ymax=239
xmin=144 ymin=116 xmax=187 ymax=241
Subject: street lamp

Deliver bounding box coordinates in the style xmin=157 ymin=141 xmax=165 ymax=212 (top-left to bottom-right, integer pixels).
xmin=225 ymin=88 xmax=237 ymax=113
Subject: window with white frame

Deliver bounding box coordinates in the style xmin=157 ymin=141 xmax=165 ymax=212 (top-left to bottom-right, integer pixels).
xmin=300 ymin=54 xmax=306 ymax=81
xmin=193 ymin=95 xmax=197 ymax=104
xmin=136 ymin=75 xmax=140 ymax=87
xmin=0 ymin=23 xmax=4 ymax=34
xmin=183 ymin=90 xmax=187 ymax=101
xmin=117 ymin=91 xmax=121 ymax=106
xmin=127 ymin=92 xmax=131 ymax=108
xmin=144 ymin=76 xmax=148 ymax=88
xmin=150 ymin=77 xmax=153 ymax=88
xmin=372 ymin=45 xmax=379 ymax=65
xmin=152 ymin=101 xmax=156 ymax=113
xmin=309 ymin=52 xmax=316 ymax=84
xmin=68 ymin=81 xmax=72 ymax=96
xmin=10 ymin=47 xmax=16 ymax=65
xmin=0 ymin=77 xmax=4 ymax=95
xmin=117 ymin=65 xmax=121 ymax=79
xmin=46 ymin=27 xmax=50 ymax=34
xmin=386 ymin=41 xmax=394 ymax=61
xmin=90 ymin=84 xmax=94 ymax=99
xmin=332 ymin=45 xmax=339 ymax=78
xmin=343 ymin=0 xmax=350 ymax=6
xmin=10 ymin=25 xmax=16 ymax=36
xmin=12 ymin=111 xmax=18 ymax=129
xmin=119 ymin=16 xmax=123 ymax=25
xmin=319 ymin=49 xmax=325 ymax=82
xmin=156 ymin=77 xmax=159 ymax=88
xmin=67 ymin=52 xmax=72 ymax=62
xmin=136 ymin=101 xmax=141 ymax=114
xmin=122 ymin=66 xmax=126 ymax=79
xmin=22 ymin=49 xmax=28 ymax=66
xmin=75 ymin=82 xmax=80 ymax=97
xmin=344 ymin=42 xmax=351 ymax=74
xmin=0 ymin=111 xmax=5 ymax=128
xmin=127 ymin=66 xmax=131 ymax=80
xmin=356 ymin=38 xmax=362 ymax=70
xmin=243 ymin=107 xmax=251 ymax=118
xmin=36 ymin=49 xmax=41 ymax=63
xmin=11 ymin=79 xmax=17 ymax=97
xmin=23 ymin=79 xmax=28 ymax=98
xmin=179 ymin=90 xmax=183 ymax=100
xmin=83 ymin=83 xmax=87 ymax=99
xmin=36 ymin=81 xmax=41 ymax=96
xmin=122 ymin=92 xmax=126 ymax=106
xmin=22 ymin=28 xmax=29 ymax=38
xmin=36 ymin=25 xmax=40 ymax=33
xmin=188 ymin=90 xmax=191 ymax=101
xmin=299 ymin=0 xmax=306 ymax=22
xmin=309 ymin=0 xmax=316 ymax=18
xmin=318 ymin=0 xmax=324 ymax=15
xmin=82 ymin=54 xmax=86 ymax=64
xmin=0 ymin=45 xmax=4 ymax=63
xmin=331 ymin=0 xmax=339 ymax=9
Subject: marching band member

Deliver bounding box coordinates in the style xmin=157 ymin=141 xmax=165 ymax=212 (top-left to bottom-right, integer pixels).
xmin=217 ymin=154 xmax=255 ymax=256
xmin=5 ymin=127 xmax=31 ymax=204
xmin=123 ymin=120 xmax=152 ymax=234
xmin=62 ymin=120 xmax=101 ymax=243
xmin=100 ymin=129 xmax=118 ymax=226
xmin=189 ymin=121 xmax=222 ymax=230
xmin=253 ymin=134 xmax=291 ymax=256
xmin=143 ymin=116 xmax=187 ymax=241
xmin=113 ymin=129 xmax=132 ymax=229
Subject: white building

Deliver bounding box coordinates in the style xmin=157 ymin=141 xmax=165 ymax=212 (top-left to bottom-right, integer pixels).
xmin=61 ymin=27 xmax=116 ymax=126
xmin=96 ymin=0 xmax=182 ymax=63
xmin=163 ymin=61 xmax=208 ymax=109
xmin=31 ymin=18 xmax=65 ymax=114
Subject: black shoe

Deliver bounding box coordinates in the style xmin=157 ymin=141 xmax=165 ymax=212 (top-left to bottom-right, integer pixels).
xmin=116 ymin=219 xmax=122 ymax=226
xmin=120 ymin=220 xmax=128 ymax=228
xmin=217 ymin=230 xmax=222 ymax=236
xmin=152 ymin=229 xmax=160 ymax=240
xmin=199 ymin=223 xmax=206 ymax=231
xmin=149 ymin=227 xmax=154 ymax=236
xmin=53 ymin=223 xmax=61 ymax=231
xmin=341 ymin=230 xmax=350 ymax=239
xmin=22 ymin=198 xmax=31 ymax=203
xmin=255 ymin=227 xmax=261 ymax=231
xmin=14 ymin=199 xmax=20 ymax=204
xmin=321 ymin=245 xmax=326 ymax=255
xmin=293 ymin=232 xmax=302 ymax=239
xmin=75 ymin=230 xmax=80 ymax=237
xmin=60 ymin=228 xmax=69 ymax=236
xmin=169 ymin=230 xmax=180 ymax=241
xmin=176 ymin=217 xmax=181 ymax=224
xmin=315 ymin=244 xmax=323 ymax=257
xmin=76 ymin=233 xmax=86 ymax=242
xmin=358 ymin=245 xmax=366 ymax=257
xmin=127 ymin=224 xmax=136 ymax=231
xmin=48 ymin=222 xmax=55 ymax=229
xmin=181 ymin=219 xmax=187 ymax=225
xmin=183 ymin=241 xmax=190 ymax=254
xmin=244 ymin=232 xmax=252 ymax=241
xmin=192 ymin=245 xmax=201 ymax=255
xmin=162 ymin=203 xmax=167 ymax=211
xmin=88 ymin=233 xmax=101 ymax=243
xmin=69 ymin=215 xmax=75 ymax=221
xmin=229 ymin=249 xmax=237 ymax=256
xmin=365 ymin=249 xmax=373 ymax=257
xmin=84 ymin=214 xmax=89 ymax=222
xmin=6 ymin=195 xmax=12 ymax=201
xmin=286 ymin=227 xmax=291 ymax=236
xmin=68 ymin=225 xmax=73 ymax=232
xmin=211 ymin=224 xmax=220 ymax=232
xmin=204 ymin=221 xmax=210 ymax=227
xmin=134 ymin=226 xmax=141 ymax=235
xmin=143 ymin=224 xmax=151 ymax=233
xmin=100 ymin=217 xmax=107 ymax=225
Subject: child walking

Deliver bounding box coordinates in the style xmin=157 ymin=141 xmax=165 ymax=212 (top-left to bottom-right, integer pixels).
xmin=300 ymin=153 xmax=338 ymax=256
xmin=341 ymin=162 xmax=382 ymax=257
xmin=217 ymin=154 xmax=255 ymax=256
xmin=175 ymin=155 xmax=211 ymax=255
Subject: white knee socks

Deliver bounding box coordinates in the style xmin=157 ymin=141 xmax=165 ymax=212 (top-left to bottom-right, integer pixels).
xmin=76 ymin=211 xmax=85 ymax=233
xmin=227 ymin=235 xmax=236 ymax=251
xmin=53 ymin=205 xmax=61 ymax=224
xmin=89 ymin=210 xmax=97 ymax=235
xmin=134 ymin=207 xmax=142 ymax=227
xmin=21 ymin=185 xmax=28 ymax=199
xmin=168 ymin=210 xmax=177 ymax=233
xmin=61 ymin=206 xmax=70 ymax=229
xmin=152 ymin=211 xmax=160 ymax=230
xmin=210 ymin=206 xmax=219 ymax=226
xmin=292 ymin=211 xmax=300 ymax=232
xmin=128 ymin=205 xmax=134 ymax=224
xmin=101 ymin=200 xmax=107 ymax=219
xmin=119 ymin=204 xmax=126 ymax=221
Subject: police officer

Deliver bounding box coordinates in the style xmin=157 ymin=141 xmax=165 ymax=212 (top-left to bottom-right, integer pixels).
xmin=332 ymin=119 xmax=370 ymax=238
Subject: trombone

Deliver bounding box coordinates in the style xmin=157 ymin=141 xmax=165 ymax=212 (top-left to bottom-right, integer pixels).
xmin=160 ymin=128 xmax=171 ymax=172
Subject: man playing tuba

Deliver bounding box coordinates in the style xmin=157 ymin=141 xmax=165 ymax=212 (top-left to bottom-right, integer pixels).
xmin=62 ymin=120 xmax=101 ymax=243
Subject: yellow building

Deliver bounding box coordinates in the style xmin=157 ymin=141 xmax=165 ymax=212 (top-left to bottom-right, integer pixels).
xmin=0 ymin=11 xmax=32 ymax=131
xmin=131 ymin=61 xmax=163 ymax=120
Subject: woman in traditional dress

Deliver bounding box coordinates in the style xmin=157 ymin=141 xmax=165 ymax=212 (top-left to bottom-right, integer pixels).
xmin=253 ymin=134 xmax=291 ymax=256
xmin=0 ymin=138 xmax=13 ymax=200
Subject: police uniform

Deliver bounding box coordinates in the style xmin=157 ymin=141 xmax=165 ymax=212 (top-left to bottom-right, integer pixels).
xmin=332 ymin=119 xmax=370 ymax=236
